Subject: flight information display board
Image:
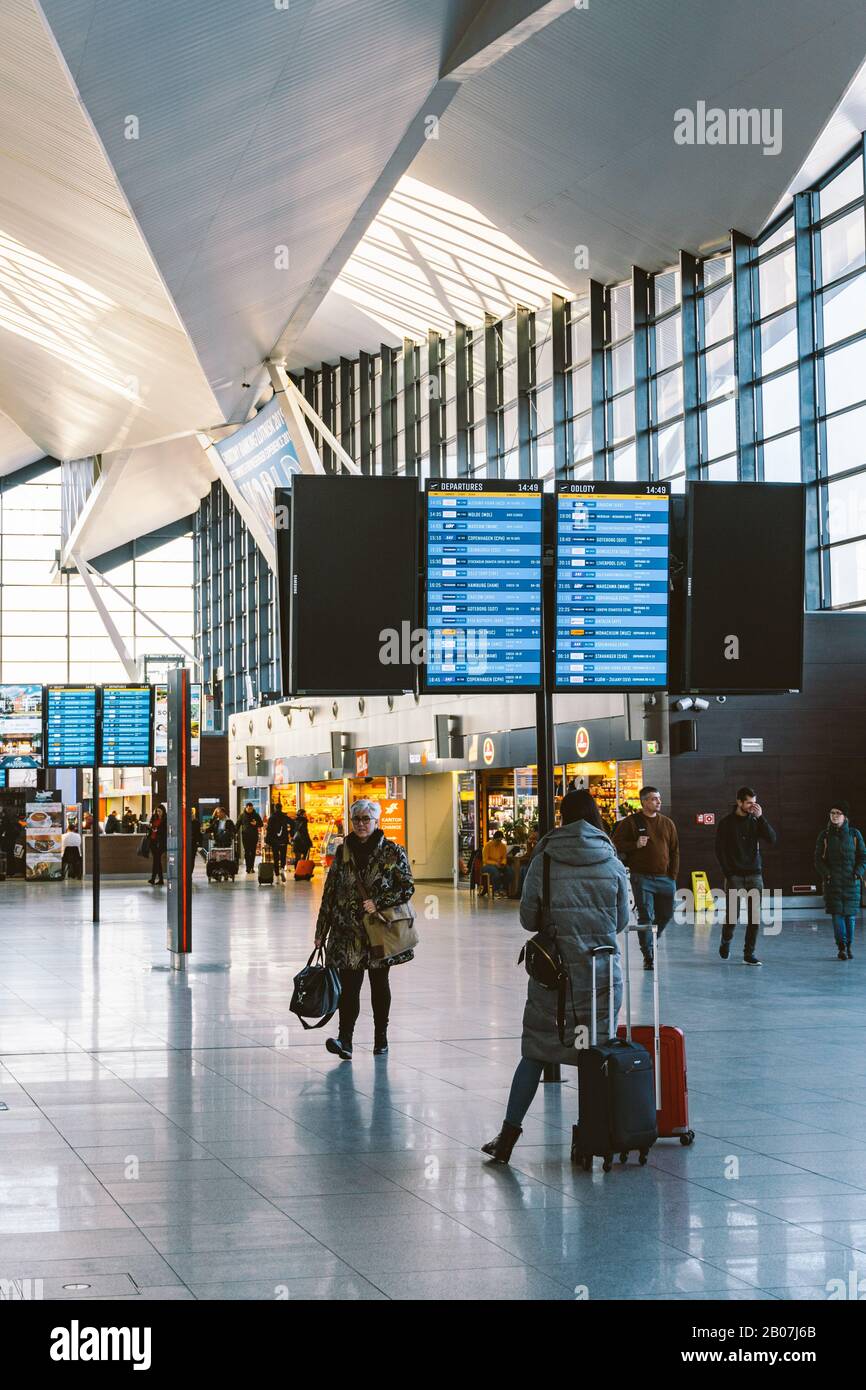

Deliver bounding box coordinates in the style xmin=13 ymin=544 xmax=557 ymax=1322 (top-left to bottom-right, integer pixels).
xmin=101 ymin=684 xmax=153 ymax=766
xmin=555 ymin=481 xmax=670 ymax=690
xmin=45 ymin=686 xmax=97 ymax=767
xmin=425 ymin=479 xmax=543 ymax=691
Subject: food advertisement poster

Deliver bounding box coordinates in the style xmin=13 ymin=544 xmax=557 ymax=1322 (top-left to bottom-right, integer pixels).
xmin=25 ymin=801 xmax=63 ymax=881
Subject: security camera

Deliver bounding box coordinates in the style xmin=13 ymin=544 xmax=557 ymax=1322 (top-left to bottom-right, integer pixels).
xmin=674 ymin=697 xmax=694 ymax=711
xmin=693 ymin=697 xmax=710 ymax=712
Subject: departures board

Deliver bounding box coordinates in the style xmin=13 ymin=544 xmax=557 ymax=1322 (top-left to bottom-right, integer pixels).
xmin=45 ymin=686 xmax=97 ymax=768
xmin=424 ymin=480 xmax=543 ymax=691
xmin=555 ymin=481 xmax=671 ymax=690
xmin=101 ymin=684 xmax=154 ymax=766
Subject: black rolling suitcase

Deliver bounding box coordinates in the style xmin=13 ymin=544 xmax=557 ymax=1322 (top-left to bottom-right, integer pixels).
xmin=258 ymin=862 xmax=275 ymax=885
xmin=571 ymin=944 xmax=657 ymax=1173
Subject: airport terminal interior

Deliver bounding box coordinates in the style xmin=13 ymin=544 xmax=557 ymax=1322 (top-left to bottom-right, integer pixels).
xmin=3 ymin=0 xmax=866 ymax=1314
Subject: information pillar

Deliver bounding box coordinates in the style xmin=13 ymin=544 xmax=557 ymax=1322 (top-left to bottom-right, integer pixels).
xmin=166 ymin=668 xmax=192 ymax=969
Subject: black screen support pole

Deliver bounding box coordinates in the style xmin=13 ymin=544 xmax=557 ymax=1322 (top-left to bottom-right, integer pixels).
xmin=92 ymin=690 xmax=101 ymax=925
xmin=538 ymin=492 xmax=561 ymax=1084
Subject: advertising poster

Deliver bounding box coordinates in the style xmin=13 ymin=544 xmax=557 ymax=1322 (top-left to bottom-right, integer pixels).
xmin=155 ymin=683 xmax=201 ymax=767
xmin=0 ymin=684 xmax=44 ymax=769
xmin=25 ymin=801 xmax=63 ymax=881
xmin=378 ymin=798 xmax=406 ymax=846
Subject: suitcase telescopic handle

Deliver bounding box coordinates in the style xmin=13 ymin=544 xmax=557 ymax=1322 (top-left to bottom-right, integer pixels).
xmin=622 ymin=922 xmax=661 ymax=1111
xmin=590 ymin=945 xmax=616 ymax=1044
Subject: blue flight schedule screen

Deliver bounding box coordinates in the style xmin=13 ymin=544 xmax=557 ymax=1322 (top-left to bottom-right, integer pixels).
xmin=102 ymin=685 xmax=153 ymax=766
xmin=46 ymin=686 xmax=97 ymax=767
xmin=555 ymin=482 xmax=670 ymax=689
xmin=425 ymin=481 xmax=543 ymax=690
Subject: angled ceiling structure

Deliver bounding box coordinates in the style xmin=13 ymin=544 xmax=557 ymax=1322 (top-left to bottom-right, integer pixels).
xmin=0 ymin=0 xmax=865 ymax=560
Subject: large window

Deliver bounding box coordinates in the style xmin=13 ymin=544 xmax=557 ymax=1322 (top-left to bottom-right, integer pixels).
xmin=0 ymin=466 xmax=195 ymax=684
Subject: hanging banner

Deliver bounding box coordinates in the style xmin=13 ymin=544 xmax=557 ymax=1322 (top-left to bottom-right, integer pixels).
xmin=212 ymin=397 xmax=300 ymax=547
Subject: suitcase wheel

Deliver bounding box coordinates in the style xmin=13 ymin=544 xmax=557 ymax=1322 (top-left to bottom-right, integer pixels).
xmin=639 ymin=1150 xmax=649 ymax=1165
xmin=619 ymin=1152 xmax=629 ymax=1164
xmin=680 ymin=1131 xmax=696 ymax=1147
xmin=602 ymin=1155 xmax=613 ymax=1173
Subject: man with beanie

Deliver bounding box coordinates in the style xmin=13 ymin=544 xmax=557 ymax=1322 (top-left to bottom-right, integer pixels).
xmin=612 ymin=786 xmax=679 ymax=971
xmin=715 ymin=786 xmax=777 ymax=966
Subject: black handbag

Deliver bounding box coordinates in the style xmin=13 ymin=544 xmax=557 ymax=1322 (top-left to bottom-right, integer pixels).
xmin=137 ymin=833 xmax=151 ymax=859
xmin=517 ymin=853 xmax=572 ymax=1044
xmin=290 ymin=946 xmax=342 ymax=1030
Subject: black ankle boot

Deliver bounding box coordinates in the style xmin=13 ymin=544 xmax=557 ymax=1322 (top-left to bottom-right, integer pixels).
xmin=481 ymin=1121 xmax=522 ymax=1164
xmin=373 ymin=1031 xmax=389 ymax=1056
xmin=325 ymin=1037 xmax=353 ymax=1060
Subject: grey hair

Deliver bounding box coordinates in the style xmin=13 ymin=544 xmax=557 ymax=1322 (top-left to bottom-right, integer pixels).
xmin=350 ymin=798 xmax=381 ymax=823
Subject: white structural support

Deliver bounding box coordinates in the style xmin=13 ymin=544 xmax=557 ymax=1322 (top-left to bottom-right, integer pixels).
xmin=82 ymin=560 xmax=198 ymax=669
xmin=194 ymin=431 xmax=278 ymax=573
xmin=72 ymin=552 xmax=139 ymax=682
xmin=267 ymin=362 xmax=361 ymax=476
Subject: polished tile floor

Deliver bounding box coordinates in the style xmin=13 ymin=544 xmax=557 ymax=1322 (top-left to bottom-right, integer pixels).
xmin=1 ymin=871 xmax=865 ymax=1301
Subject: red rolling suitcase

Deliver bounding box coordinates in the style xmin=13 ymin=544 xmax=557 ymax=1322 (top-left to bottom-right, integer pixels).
xmin=294 ymin=859 xmax=315 ymax=881
xmin=616 ymin=925 xmax=695 ymax=1147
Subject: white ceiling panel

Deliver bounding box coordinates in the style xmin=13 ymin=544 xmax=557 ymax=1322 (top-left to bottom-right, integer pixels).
xmin=403 ymin=0 xmax=866 ymax=290
xmin=0 ymin=407 xmax=43 ymax=478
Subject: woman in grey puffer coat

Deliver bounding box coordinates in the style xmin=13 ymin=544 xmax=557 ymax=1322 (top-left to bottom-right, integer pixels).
xmin=482 ymin=789 xmax=630 ymax=1164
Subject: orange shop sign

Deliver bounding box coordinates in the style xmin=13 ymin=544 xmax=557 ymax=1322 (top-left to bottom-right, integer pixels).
xmin=355 ymin=749 xmax=369 ymax=778
xmin=482 ymin=737 xmax=496 ymax=765
xmin=379 ymin=798 xmax=406 ymax=845
xmin=575 ymin=726 xmax=590 ymax=758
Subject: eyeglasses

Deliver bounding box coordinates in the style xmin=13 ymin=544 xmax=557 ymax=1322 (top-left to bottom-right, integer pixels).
xmin=352 ymin=816 xmax=373 ymax=825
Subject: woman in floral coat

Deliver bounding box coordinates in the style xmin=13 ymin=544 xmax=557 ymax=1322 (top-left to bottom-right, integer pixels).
xmin=314 ymin=798 xmax=415 ymax=1059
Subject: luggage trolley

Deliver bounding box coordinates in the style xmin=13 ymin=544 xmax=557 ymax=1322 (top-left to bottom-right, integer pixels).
xmin=206 ymin=846 xmax=238 ymax=882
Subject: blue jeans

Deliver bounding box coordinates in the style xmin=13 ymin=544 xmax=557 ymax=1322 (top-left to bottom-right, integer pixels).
xmin=832 ymin=914 xmax=856 ymax=947
xmin=505 ymin=1057 xmax=544 ymax=1127
xmin=632 ymin=873 xmax=676 ymax=960
xmin=482 ymin=863 xmax=509 ymax=895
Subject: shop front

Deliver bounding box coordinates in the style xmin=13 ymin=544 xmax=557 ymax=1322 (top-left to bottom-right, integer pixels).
xmin=460 ymin=718 xmax=644 ymax=883
xmin=300 ymin=779 xmax=345 ymax=866
xmin=346 ymin=775 xmax=407 ymax=846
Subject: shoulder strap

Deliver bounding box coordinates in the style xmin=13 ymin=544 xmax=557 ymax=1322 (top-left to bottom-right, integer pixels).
xmin=542 ymin=851 xmax=550 ymax=912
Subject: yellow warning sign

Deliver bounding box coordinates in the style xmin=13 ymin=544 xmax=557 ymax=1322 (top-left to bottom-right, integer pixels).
xmin=691 ymin=870 xmax=715 ymax=922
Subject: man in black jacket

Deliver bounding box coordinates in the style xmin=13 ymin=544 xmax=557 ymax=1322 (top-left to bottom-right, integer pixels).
xmin=715 ymin=786 xmax=777 ymax=966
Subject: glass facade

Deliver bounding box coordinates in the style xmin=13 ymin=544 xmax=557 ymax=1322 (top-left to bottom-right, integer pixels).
xmin=0 ymin=463 xmax=195 ymax=685
xmin=189 ymin=135 xmax=866 ymax=713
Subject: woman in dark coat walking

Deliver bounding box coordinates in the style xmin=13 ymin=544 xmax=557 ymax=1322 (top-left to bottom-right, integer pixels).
xmin=482 ymin=789 xmax=630 ymax=1164
xmin=314 ymin=798 xmax=415 ymax=1060
xmin=148 ymin=804 xmax=168 ymax=886
xmin=291 ymin=808 xmax=312 ymax=865
xmin=239 ymin=803 xmax=264 ymax=873
xmin=265 ymin=803 xmax=291 ymax=881
xmin=815 ymin=801 xmax=866 ymax=959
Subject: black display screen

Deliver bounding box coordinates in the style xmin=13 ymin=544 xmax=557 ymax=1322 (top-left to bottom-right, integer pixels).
xmin=685 ymin=482 xmax=806 ymax=692
xmin=286 ymin=477 xmax=419 ymax=695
